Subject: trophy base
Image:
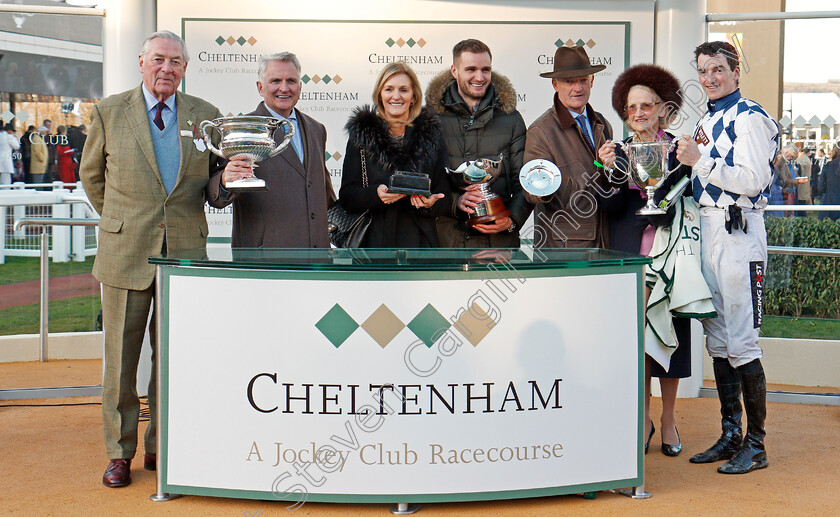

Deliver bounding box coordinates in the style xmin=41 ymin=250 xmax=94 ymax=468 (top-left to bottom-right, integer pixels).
xmin=636 ymin=206 xmax=667 ymax=216
xmin=387 ymin=186 xmax=432 ymax=197
xmin=468 ymin=208 xmax=512 ymax=227
xmin=225 ymin=177 xmax=267 ymax=192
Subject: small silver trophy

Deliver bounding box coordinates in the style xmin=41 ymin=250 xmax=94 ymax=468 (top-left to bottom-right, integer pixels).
xmin=446 ymin=154 xmax=511 ymax=226
xmin=200 ymin=116 xmax=294 ymax=191
xmin=519 ymin=159 xmax=562 ymax=197
xmin=610 ymin=138 xmax=681 ymax=215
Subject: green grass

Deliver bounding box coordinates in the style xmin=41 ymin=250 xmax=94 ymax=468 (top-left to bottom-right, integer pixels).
xmin=0 ymin=294 xmax=101 ymax=336
xmin=760 ymin=315 xmax=840 ymax=340
xmin=0 ymin=256 xmax=95 ymax=284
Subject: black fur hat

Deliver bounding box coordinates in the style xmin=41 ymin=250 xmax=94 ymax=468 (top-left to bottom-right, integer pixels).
xmin=611 ymin=64 xmax=682 ymax=121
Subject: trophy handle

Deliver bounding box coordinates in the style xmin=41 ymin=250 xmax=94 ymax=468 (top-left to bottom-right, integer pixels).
xmin=200 ymin=120 xmax=225 ymax=159
xmin=268 ymin=119 xmax=295 ymax=158
xmin=665 ymin=136 xmax=685 ymax=175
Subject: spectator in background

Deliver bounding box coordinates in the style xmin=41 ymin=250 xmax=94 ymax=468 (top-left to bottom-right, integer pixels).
xmin=19 ymin=125 xmax=34 ymax=177
xmin=818 ymin=146 xmax=839 ymax=221
xmin=28 ymin=125 xmax=48 ymax=184
xmin=773 ymin=145 xmax=799 ymax=217
xmin=43 ymin=119 xmax=57 ymax=183
xmin=794 ymin=147 xmax=811 ymax=217
xmin=0 ymin=122 xmax=20 ymax=185
xmin=67 ymin=124 xmax=88 ymax=181
xmin=56 ymin=125 xmax=75 ymax=185
xmin=813 ymin=148 xmax=826 ymax=203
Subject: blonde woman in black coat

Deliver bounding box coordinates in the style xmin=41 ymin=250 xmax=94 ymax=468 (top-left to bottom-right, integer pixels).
xmin=340 ymin=62 xmax=450 ymax=247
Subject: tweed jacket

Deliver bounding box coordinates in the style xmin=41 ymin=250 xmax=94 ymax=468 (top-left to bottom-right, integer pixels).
xmin=206 ymin=103 xmax=336 ymax=248
xmin=524 ymin=95 xmax=612 ymax=248
xmin=80 ymin=85 xmax=222 ymax=290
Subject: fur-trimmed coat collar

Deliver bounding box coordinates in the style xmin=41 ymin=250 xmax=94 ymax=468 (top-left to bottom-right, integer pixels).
xmin=425 ymin=69 xmax=518 ymax=115
xmin=345 ymin=105 xmax=442 ymax=171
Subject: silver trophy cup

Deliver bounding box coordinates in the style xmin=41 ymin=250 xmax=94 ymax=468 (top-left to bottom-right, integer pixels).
xmin=446 ymin=154 xmax=511 ymax=227
xmin=611 ymin=138 xmax=681 ymax=215
xmin=200 ymin=116 xmax=294 ymax=191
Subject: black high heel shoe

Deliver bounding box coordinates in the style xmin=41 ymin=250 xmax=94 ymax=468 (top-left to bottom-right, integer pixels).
xmin=644 ymin=423 xmax=655 ymax=454
xmin=661 ymin=426 xmax=682 ymax=456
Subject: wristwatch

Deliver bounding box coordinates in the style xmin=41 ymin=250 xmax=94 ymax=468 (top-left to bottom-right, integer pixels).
xmin=506 ymin=220 xmax=518 ymax=233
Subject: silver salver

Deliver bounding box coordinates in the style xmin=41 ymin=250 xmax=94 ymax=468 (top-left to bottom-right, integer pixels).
xmin=200 ymin=116 xmax=294 ymax=191
xmin=519 ymin=159 xmax=562 ymax=198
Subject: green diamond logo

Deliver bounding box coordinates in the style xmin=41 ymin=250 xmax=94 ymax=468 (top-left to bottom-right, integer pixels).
xmin=237 ymin=36 xmax=246 ymax=46
xmin=322 ymin=74 xmax=332 ymax=84
xmin=406 ymin=38 xmax=416 ymax=47
xmin=555 ymin=38 xmax=564 ymax=48
xmin=575 ymin=39 xmax=585 ymax=47
xmin=301 ymin=74 xmax=310 ymax=84
xmin=215 ymin=36 xmax=225 ymax=45
xmin=325 ymin=151 xmax=331 ymax=161
xmin=408 ymin=304 xmax=450 ymax=348
xmin=385 ymin=37 xmax=395 ymax=47
xmin=316 ymin=304 xmax=359 ymax=348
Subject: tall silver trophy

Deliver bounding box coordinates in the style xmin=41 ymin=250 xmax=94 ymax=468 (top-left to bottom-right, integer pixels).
xmin=611 ymin=138 xmax=681 ymax=215
xmin=200 ymin=116 xmax=294 ymax=191
xmin=446 ymin=154 xmax=511 ymax=226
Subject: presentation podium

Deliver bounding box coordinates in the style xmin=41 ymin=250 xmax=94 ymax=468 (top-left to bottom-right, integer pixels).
xmin=149 ymin=247 xmax=650 ymax=508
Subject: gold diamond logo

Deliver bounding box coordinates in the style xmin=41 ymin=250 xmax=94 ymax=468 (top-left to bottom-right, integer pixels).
xmin=333 ymin=74 xmax=342 ymax=84
xmin=312 ymin=74 xmax=322 ymax=84
xmin=417 ymin=38 xmax=427 ymax=47
xmin=226 ymin=36 xmax=236 ymax=45
xmin=248 ymin=36 xmax=257 ymax=46
xmin=454 ymin=302 xmax=495 ymax=347
xmin=396 ymin=38 xmax=406 ymax=47
xmin=586 ymin=39 xmax=596 ymax=48
xmin=362 ymin=304 xmax=405 ymax=348
xmin=332 ymin=152 xmax=342 ymax=160
xmin=565 ymin=39 xmax=574 ymax=47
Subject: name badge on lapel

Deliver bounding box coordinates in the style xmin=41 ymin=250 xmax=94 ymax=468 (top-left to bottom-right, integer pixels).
xmin=184 ymin=120 xmax=207 ymax=152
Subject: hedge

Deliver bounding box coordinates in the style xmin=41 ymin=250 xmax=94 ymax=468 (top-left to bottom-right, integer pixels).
xmin=765 ymin=216 xmax=840 ymax=319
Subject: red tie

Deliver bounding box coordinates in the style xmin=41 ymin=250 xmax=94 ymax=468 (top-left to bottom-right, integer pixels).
xmin=153 ymin=102 xmax=165 ymax=131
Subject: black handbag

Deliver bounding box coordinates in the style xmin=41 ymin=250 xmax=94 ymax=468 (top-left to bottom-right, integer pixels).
xmin=328 ymin=151 xmax=371 ymax=248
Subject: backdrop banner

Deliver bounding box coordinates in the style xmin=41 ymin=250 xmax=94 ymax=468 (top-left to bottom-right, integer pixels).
xmin=179 ymin=18 xmax=631 ymax=240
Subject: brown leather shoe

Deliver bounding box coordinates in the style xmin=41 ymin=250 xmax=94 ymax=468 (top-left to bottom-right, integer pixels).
xmin=102 ymin=459 xmax=131 ymax=488
xmin=144 ymin=452 xmax=156 ymax=471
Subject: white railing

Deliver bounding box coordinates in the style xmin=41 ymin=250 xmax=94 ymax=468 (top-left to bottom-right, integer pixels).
xmin=0 ymin=181 xmax=98 ymax=264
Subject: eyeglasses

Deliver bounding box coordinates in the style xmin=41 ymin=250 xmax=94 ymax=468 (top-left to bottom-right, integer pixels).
xmin=625 ymin=102 xmax=661 ymax=114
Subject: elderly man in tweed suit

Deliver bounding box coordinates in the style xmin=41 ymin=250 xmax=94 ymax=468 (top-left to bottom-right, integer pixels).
xmin=80 ymin=30 xmax=222 ymax=488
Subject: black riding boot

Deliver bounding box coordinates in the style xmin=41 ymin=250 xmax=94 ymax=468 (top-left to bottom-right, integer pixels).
xmin=690 ymin=357 xmax=743 ymax=463
xmin=719 ymin=359 xmax=769 ymax=474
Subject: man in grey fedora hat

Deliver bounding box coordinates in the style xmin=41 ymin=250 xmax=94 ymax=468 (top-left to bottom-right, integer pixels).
xmin=524 ymin=45 xmax=613 ymax=248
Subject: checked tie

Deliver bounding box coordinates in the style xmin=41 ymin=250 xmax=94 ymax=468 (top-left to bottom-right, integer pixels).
xmin=153 ymin=101 xmax=166 ymax=131
xmin=575 ymin=113 xmax=595 ymax=151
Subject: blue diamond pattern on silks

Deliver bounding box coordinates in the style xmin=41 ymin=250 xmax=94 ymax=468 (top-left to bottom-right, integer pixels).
xmin=692 ymin=177 xmax=704 ymax=203
xmin=711 ymin=117 xmax=725 ymax=141
xmin=710 ymin=145 xmax=721 ymax=160
xmin=704 ymin=183 xmax=724 ymax=203
xmin=724 ymin=147 xmax=735 ymax=167
xmin=725 ymin=120 xmax=737 ymax=142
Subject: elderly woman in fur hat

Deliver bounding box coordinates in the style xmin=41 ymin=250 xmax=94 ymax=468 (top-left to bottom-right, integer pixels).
xmin=597 ymin=63 xmax=693 ymax=457
xmin=339 ymin=62 xmax=451 ymax=247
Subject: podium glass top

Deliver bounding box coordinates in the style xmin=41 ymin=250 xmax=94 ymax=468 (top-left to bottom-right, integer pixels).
xmin=150 ymin=247 xmax=649 ymax=272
